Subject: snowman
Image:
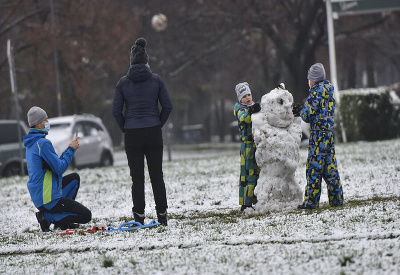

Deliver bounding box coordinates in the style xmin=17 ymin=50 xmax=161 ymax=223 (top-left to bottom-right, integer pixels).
xmin=251 ymin=84 xmax=303 ymax=212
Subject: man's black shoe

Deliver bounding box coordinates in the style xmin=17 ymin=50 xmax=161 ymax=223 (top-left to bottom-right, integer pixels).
xmin=54 ymin=222 xmax=80 ymax=230
xmin=35 ymin=212 xmax=50 ymax=232
xmin=68 ymin=223 xmax=80 ymax=229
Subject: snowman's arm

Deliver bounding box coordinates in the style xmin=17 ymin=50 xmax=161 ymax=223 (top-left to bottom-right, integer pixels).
xmin=251 ymin=113 xmax=263 ymax=128
xmin=287 ymin=119 xmax=302 ymax=145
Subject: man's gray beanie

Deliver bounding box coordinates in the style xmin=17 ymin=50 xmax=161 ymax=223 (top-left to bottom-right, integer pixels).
xmin=307 ymin=63 xmax=326 ymax=82
xmin=27 ymin=106 xmax=48 ymax=127
xmin=235 ymin=82 xmax=252 ymax=102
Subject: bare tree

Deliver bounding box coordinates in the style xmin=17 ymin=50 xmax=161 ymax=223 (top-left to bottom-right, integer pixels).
xmin=1 ymin=0 xmax=399 ymax=144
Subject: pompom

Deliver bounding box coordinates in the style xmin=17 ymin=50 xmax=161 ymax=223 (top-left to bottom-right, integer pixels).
xmin=135 ymin=37 xmax=147 ymax=48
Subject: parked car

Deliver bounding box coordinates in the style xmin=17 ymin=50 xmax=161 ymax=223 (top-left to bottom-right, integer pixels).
xmin=0 ymin=120 xmax=29 ymax=177
xmin=47 ymin=114 xmax=114 ymax=169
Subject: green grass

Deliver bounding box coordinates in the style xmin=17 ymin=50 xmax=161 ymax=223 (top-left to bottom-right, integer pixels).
xmin=102 ymin=257 xmax=114 ymax=268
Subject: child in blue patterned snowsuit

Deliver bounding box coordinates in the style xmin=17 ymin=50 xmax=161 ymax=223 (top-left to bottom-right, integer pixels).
xmin=233 ymin=82 xmax=261 ymax=211
xmin=296 ymin=63 xmax=344 ymax=209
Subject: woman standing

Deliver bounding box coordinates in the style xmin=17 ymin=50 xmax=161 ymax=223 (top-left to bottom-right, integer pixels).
xmin=112 ymin=38 xmax=173 ymax=225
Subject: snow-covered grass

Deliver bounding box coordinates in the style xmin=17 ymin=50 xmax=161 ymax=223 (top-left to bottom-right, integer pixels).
xmin=1 ymin=140 xmax=400 ymax=274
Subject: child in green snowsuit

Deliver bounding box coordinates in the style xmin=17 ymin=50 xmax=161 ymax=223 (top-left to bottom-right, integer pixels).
xmin=233 ymin=82 xmax=261 ymax=211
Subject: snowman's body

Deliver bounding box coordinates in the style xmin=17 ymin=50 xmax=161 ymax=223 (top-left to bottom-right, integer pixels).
xmin=251 ymin=88 xmax=303 ymax=212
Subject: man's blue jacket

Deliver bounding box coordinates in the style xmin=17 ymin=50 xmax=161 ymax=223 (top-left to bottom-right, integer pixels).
xmin=23 ymin=128 xmax=75 ymax=209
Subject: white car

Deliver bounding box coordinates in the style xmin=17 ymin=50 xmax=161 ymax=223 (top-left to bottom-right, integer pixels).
xmin=47 ymin=114 xmax=114 ymax=168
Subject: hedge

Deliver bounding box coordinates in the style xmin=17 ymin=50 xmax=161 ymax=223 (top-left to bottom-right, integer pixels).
xmin=335 ymin=89 xmax=400 ymax=142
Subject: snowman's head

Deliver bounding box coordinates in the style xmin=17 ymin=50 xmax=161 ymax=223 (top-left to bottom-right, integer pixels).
xmin=261 ymin=88 xmax=294 ymax=128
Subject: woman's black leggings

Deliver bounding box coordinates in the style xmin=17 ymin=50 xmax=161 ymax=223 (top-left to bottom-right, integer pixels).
xmin=125 ymin=125 xmax=168 ymax=214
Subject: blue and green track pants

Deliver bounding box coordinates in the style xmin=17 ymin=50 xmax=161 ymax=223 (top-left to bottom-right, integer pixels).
xmin=303 ymin=131 xmax=344 ymax=208
xmin=238 ymin=141 xmax=260 ymax=206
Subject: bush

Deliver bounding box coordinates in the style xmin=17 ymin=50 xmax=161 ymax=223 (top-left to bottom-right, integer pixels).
xmin=336 ymin=89 xmax=400 ymax=142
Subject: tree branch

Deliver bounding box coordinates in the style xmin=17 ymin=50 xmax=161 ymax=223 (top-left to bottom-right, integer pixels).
xmin=336 ymin=17 xmax=386 ymax=38
xmin=168 ymin=31 xmax=234 ymax=78
xmin=0 ymin=7 xmax=45 ymax=36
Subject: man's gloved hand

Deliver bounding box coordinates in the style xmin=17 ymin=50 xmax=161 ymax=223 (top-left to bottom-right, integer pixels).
xmin=292 ymin=103 xmax=302 ymax=117
xmin=248 ymin=103 xmax=261 ymax=114
xmin=276 ymin=83 xmax=285 ymax=89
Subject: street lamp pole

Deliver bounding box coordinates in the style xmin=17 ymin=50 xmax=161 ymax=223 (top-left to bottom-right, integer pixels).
xmin=325 ymin=0 xmax=347 ymax=142
xmin=50 ymin=0 xmax=62 ymax=116
xmin=152 ymin=14 xmax=172 ymax=161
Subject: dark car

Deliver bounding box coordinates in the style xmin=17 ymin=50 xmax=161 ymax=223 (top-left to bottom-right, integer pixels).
xmin=0 ymin=120 xmax=29 ymax=177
